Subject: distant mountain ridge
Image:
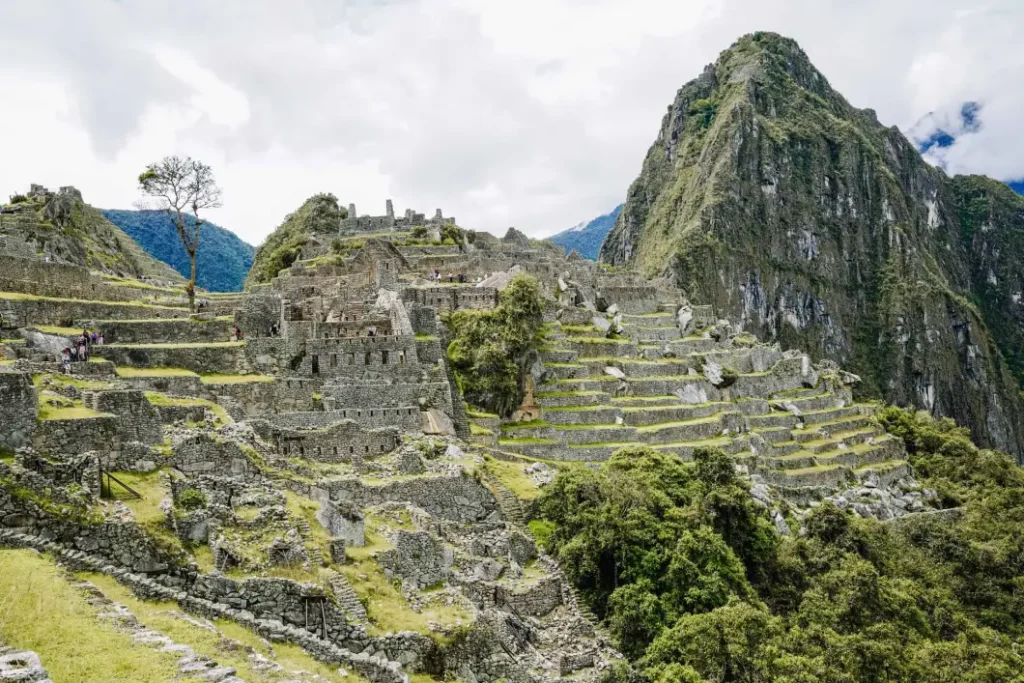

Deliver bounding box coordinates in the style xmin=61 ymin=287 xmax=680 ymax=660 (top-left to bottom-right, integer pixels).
xmin=102 ymin=210 xmax=255 ymax=292
xmin=547 ymin=204 xmax=622 ymax=260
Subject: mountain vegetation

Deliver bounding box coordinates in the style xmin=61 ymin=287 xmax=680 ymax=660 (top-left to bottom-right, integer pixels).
xmin=548 ymin=205 xmax=623 ymax=260
xmin=600 ymin=32 xmax=1024 ymax=459
xmin=536 ymin=409 xmax=1024 ymax=682
xmin=246 ymin=193 xmax=346 ymax=287
xmin=103 ymin=209 xmax=254 ymax=292
xmin=445 ymin=273 xmax=545 ymax=416
xmin=2 ymin=185 xmax=182 ymax=282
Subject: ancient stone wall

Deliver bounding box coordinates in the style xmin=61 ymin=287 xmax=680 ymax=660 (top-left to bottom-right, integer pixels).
xmin=101 ymin=317 xmax=234 ymax=344
xmin=251 ymin=419 xmax=400 ymax=460
xmin=403 ymin=286 xmax=498 ymax=313
xmin=95 ymin=343 xmax=251 ymax=375
xmin=0 ymin=371 xmax=36 ymax=450
xmin=171 ymin=435 xmax=259 ymax=480
xmin=83 ymin=389 xmax=163 ymax=444
xmin=0 ymin=296 xmax=185 ymax=328
xmin=34 ymin=415 xmax=119 ymax=457
xmin=326 ymin=474 xmax=499 ymax=523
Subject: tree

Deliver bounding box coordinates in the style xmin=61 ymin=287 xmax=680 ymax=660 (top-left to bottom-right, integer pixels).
xmin=137 ymin=156 xmax=222 ymax=311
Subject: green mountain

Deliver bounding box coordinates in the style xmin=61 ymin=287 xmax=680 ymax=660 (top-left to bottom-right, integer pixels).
xmin=548 ymin=204 xmax=622 ymax=259
xmin=102 ymin=210 xmax=255 ymax=292
xmin=600 ymin=32 xmax=1024 ymax=458
xmin=1 ymin=185 xmax=183 ymax=282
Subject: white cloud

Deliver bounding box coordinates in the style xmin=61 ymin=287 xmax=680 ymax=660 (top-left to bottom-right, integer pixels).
xmin=0 ymin=0 xmax=1021 ymax=247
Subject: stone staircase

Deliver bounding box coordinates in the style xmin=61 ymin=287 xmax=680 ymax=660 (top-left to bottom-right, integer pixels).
xmin=294 ymin=518 xmax=324 ymax=567
xmin=327 ymin=570 xmax=369 ymax=624
xmin=483 ymin=472 xmax=527 ymax=527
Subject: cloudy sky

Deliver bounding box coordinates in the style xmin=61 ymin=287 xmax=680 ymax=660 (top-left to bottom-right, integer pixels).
xmin=0 ymin=1 xmax=1020 ymax=245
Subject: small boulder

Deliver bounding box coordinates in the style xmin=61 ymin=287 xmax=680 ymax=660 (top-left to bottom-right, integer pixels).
xmin=604 ymin=366 xmax=626 ymax=380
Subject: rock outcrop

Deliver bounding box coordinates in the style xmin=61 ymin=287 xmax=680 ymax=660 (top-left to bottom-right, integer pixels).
xmin=600 ymin=32 xmax=1024 ymax=458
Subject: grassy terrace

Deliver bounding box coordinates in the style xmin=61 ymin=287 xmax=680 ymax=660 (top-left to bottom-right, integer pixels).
xmin=611 ymin=395 xmax=680 ymax=403
xmin=37 ymin=404 xmax=112 ymax=420
xmin=115 ymin=367 xmax=198 ymax=378
xmin=0 ymin=550 xmax=199 ymax=683
xmin=104 ymin=341 xmax=244 ymax=349
xmin=636 ymin=415 xmax=723 ymax=433
xmin=0 ymin=290 xmax=187 ymax=310
xmin=83 ymin=570 xmax=365 ymax=683
xmin=536 ymin=390 xmax=607 ymax=398
xmin=414 ymin=334 xmax=439 ymax=342
xmin=28 ymin=325 xmax=94 ymax=336
xmin=200 ymin=373 xmax=274 ymax=384
xmin=563 ymin=336 xmax=633 ymax=345
xmin=497 ymin=437 xmax=558 ymax=445
xmin=97 ymin=315 xmax=234 ymax=324
xmin=144 ymin=392 xmax=232 ymax=426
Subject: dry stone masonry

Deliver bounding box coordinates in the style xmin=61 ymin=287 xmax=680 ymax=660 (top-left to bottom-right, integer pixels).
xmin=0 ymin=191 xmax=931 ymax=682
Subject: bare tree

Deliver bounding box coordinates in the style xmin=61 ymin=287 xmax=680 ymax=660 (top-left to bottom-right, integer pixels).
xmin=137 ymin=156 xmax=222 ymax=311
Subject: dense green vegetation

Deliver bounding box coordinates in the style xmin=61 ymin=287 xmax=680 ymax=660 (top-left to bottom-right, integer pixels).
xmin=102 ymin=210 xmax=254 ymax=292
xmin=547 ymin=205 xmax=622 ymax=260
xmin=246 ymin=194 xmax=346 ymax=286
xmin=535 ymin=408 xmax=1024 ymax=682
xmin=444 ymin=274 xmax=544 ymax=417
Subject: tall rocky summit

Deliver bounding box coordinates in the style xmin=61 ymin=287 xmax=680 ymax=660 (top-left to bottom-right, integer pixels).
xmin=600 ymin=32 xmax=1024 ymax=458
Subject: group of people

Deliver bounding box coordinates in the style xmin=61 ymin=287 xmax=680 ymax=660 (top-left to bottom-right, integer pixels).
xmin=61 ymin=329 xmax=103 ymax=373
xmin=427 ymin=270 xmax=483 ymax=284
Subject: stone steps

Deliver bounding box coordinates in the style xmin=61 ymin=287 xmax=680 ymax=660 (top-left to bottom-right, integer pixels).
xmin=327 ymin=571 xmax=369 ymax=624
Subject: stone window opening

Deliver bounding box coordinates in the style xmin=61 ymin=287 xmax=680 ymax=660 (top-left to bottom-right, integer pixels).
xmin=370 ymin=410 xmax=374 ymax=417
xmin=364 ymin=351 xmax=372 ymax=365
xmin=365 ymin=445 xmax=369 ymax=453
xmin=399 ymin=351 xmax=405 ymax=364
xmin=333 ymin=446 xmax=338 ymax=456
xmin=330 ymin=353 xmax=338 ymax=368
xmin=312 ymin=355 xmax=320 ymax=375
xmin=350 ymin=446 xmax=354 ymax=454
xmin=380 ymin=444 xmax=386 ymax=452
xmin=346 ymin=353 xmax=355 ymax=365
xmin=381 ymin=350 xmax=389 ymax=365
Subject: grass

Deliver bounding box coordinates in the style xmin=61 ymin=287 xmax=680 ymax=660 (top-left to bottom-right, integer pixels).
xmin=144 ymin=392 xmax=232 ymax=426
xmin=528 ymin=519 xmax=555 ymax=546
xmin=0 ymin=290 xmax=186 ymax=310
xmin=33 ymin=372 xmax=113 ymax=391
xmin=636 ymin=416 xmax=722 ymax=433
xmin=498 ymin=437 xmax=558 ymax=445
xmin=500 ymin=419 xmax=551 ymax=431
xmin=0 ymin=549 xmax=197 ymax=683
xmin=414 ymin=334 xmax=439 ymax=342
xmin=536 ymin=390 xmax=606 ymax=398
xmin=564 ymin=336 xmax=633 ymax=345
xmin=483 ymin=456 xmax=542 ymax=500
xmin=37 ymin=404 xmax=111 ymax=421
xmin=116 ymin=367 xmax=198 ymax=378
xmin=200 ymin=373 xmax=274 ymax=384
xmin=105 ymin=341 xmax=244 ymax=349
xmin=109 ymin=470 xmax=169 ymax=527
xmin=81 ymin=572 xmax=365 ymax=683
xmin=469 ymin=423 xmax=493 ymax=436
xmin=30 ymin=325 xmax=92 ymax=336
xmin=341 ymin=519 xmax=471 ymax=639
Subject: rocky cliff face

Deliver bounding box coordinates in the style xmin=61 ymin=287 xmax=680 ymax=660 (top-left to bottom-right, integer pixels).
xmin=600 ymin=32 xmax=1024 ymax=458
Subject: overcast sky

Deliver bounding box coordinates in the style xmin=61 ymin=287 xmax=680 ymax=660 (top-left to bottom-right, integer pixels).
xmin=0 ymin=1 xmax=1020 ymax=246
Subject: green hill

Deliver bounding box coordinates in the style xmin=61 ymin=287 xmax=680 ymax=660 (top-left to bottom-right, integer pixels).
xmin=102 ymin=210 xmax=255 ymax=292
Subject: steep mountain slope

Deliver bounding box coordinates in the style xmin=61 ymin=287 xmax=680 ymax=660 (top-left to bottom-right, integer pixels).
xmin=0 ymin=185 xmax=182 ymax=282
xmin=548 ymin=205 xmax=622 ymax=259
xmin=103 ymin=210 xmax=255 ymax=292
xmin=601 ymin=32 xmax=1024 ymax=458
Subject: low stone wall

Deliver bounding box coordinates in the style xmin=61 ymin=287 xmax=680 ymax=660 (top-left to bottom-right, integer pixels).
xmin=101 ymin=317 xmax=234 ymax=344
xmin=83 ymin=389 xmax=163 ymax=445
xmin=0 ymin=371 xmax=36 ymax=450
xmin=495 ymin=576 xmax=562 ymax=617
xmin=0 ymin=295 xmax=187 ymax=328
xmin=171 ymin=434 xmax=260 ymax=480
xmin=95 ymin=343 xmax=252 ymax=374
xmin=34 ymin=415 xmax=120 ymax=457
xmin=378 ymin=530 xmax=453 ymax=588
xmin=251 ymin=419 xmax=400 ymax=461
xmin=204 ymin=378 xmax=317 ymax=417
xmin=326 ymin=474 xmax=499 ymax=523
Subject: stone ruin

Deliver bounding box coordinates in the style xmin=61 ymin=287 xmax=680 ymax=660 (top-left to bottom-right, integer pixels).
xmin=0 ymin=196 xmax=933 ymax=682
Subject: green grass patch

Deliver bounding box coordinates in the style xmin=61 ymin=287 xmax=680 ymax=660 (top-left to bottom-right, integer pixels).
xmin=0 ymin=290 xmax=186 ymax=310
xmin=29 ymin=325 xmax=92 ymax=336
xmin=483 ymin=456 xmax=542 ymax=500
xmin=500 ymin=419 xmax=551 ymax=431
xmin=470 ymin=423 xmax=493 ymax=436
xmin=105 ymin=341 xmax=244 ymax=349
xmin=200 ymin=373 xmax=274 ymax=384
xmin=636 ymin=416 xmax=722 ymax=433
xmin=144 ymin=393 xmax=232 ymax=426
xmin=565 ymin=336 xmax=633 ymax=345
xmin=115 ymin=367 xmax=198 ymax=378
xmin=414 ymin=334 xmax=439 ymax=342
xmin=497 ymin=437 xmax=558 ymax=445
xmin=0 ymin=549 xmax=196 ymax=683
xmin=37 ymin=404 xmax=111 ymax=421
xmin=81 ymin=571 xmax=364 ymax=683
xmin=32 ymin=373 xmax=113 ymax=391
xmin=528 ymin=519 xmax=556 ymax=546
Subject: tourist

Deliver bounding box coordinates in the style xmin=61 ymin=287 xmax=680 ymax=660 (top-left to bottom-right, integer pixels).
xmin=97 ymin=333 xmax=105 ymax=346
xmin=60 ymin=347 xmax=71 ymax=374
xmin=232 ymin=326 xmax=243 ymax=342
xmin=69 ymin=345 xmax=78 ymax=363
xmin=78 ymin=337 xmax=88 ymax=362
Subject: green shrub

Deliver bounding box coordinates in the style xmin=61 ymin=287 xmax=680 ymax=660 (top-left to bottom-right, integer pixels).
xmin=444 ymin=274 xmax=544 ymax=417
xmin=8 ymin=193 xmax=28 ymax=205
xmin=177 ymin=487 xmax=207 ymax=511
